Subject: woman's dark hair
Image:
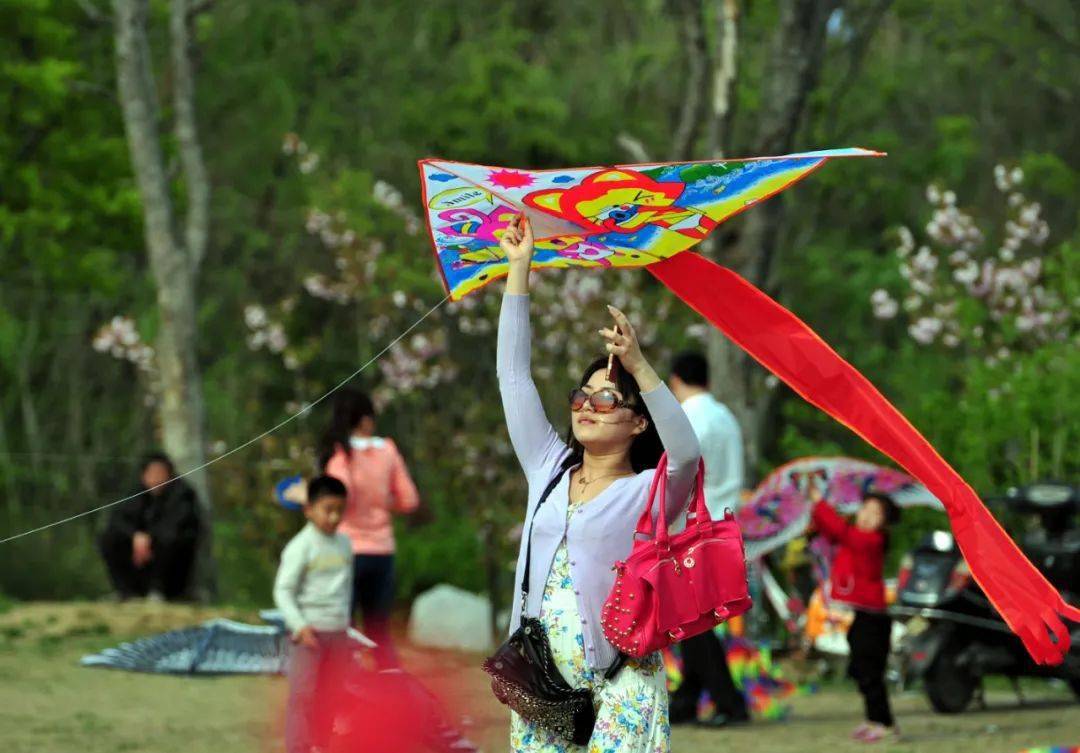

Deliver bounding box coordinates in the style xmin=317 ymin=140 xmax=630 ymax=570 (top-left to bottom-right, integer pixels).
xmin=865 ymin=490 xmax=901 ymax=527
xmin=562 ymin=357 xmax=663 ymax=474
xmin=318 ymin=388 xmax=375 ymax=469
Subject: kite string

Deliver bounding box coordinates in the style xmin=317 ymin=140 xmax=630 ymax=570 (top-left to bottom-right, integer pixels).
xmin=0 ymin=294 xmax=451 ymax=545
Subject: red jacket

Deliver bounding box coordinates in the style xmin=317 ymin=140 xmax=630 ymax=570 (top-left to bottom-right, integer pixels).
xmin=812 ymin=501 xmax=887 ymax=612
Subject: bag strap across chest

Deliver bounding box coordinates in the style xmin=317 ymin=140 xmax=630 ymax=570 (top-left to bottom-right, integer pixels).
xmin=519 ymin=464 xmax=569 ymax=618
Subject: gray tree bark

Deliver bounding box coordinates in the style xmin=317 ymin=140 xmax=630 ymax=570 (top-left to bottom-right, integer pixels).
xmin=668 ymin=0 xmax=710 ymax=161
xmin=705 ymin=0 xmax=840 ymax=479
xmin=113 ymin=0 xmax=215 ymax=597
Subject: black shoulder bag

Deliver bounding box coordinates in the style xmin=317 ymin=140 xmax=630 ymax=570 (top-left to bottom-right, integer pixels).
xmin=481 ymin=466 xmax=627 ymax=746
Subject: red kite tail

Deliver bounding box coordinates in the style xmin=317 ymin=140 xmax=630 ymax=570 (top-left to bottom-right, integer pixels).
xmin=650 ymin=252 xmax=1080 ymax=665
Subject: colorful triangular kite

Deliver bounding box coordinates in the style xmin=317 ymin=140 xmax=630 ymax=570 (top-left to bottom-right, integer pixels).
xmin=420 ymin=149 xmax=880 ymax=300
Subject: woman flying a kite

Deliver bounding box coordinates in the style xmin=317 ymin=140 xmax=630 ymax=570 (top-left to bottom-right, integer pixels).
xmin=497 ymin=214 xmax=699 ymax=751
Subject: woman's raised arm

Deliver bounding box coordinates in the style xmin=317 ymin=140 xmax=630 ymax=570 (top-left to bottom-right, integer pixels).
xmin=496 ymin=216 xmax=566 ymax=477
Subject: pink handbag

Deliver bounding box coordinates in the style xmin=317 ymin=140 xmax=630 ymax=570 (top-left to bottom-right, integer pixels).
xmin=601 ymin=454 xmax=752 ymax=658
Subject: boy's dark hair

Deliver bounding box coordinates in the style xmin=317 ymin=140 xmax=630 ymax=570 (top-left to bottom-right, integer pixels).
xmin=671 ymin=351 xmax=709 ymax=388
xmin=141 ymin=452 xmax=175 ymax=475
xmin=307 ymin=475 xmax=347 ymax=504
xmin=865 ymin=490 xmax=901 ymax=527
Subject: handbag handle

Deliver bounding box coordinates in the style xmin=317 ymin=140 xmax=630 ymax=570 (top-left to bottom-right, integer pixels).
xmin=634 ymin=454 xmax=710 ymax=545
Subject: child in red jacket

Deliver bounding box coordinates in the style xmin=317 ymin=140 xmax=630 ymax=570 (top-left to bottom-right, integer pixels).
xmin=811 ymin=484 xmax=901 ymax=743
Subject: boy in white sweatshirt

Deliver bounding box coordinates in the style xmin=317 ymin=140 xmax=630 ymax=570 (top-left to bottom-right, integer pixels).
xmin=274 ymin=475 xmax=353 ymax=753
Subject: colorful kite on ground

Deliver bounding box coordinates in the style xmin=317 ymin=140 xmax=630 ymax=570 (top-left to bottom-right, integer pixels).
xmin=662 ymin=630 xmax=812 ymax=721
xmin=418 ymin=151 xmax=1080 ymax=664
xmin=739 ymin=457 xmax=943 ymax=560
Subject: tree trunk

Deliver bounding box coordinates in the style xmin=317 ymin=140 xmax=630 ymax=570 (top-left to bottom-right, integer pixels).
xmin=668 ymin=0 xmax=710 ymax=161
xmin=15 ymin=306 xmax=44 ymax=485
xmin=705 ymin=0 xmax=839 ymax=478
xmin=67 ymin=309 xmax=97 ymax=503
xmin=113 ymin=0 xmax=215 ymax=597
xmin=706 ymin=0 xmax=740 ymax=159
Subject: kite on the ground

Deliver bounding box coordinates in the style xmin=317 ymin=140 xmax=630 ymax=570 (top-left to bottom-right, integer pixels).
xmin=80 ymin=618 xmax=292 ymax=674
xmin=418 ymin=150 xmax=1080 ymax=665
xmin=662 ymin=629 xmax=812 ymax=721
xmin=80 ymin=612 xmax=375 ymax=674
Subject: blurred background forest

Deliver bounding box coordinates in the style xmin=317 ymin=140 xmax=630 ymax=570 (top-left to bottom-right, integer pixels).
xmin=1 ymin=0 xmax=1077 ymax=614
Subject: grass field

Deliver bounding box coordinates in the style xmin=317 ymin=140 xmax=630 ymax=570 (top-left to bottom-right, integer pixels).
xmin=0 ymin=603 xmax=1076 ymax=752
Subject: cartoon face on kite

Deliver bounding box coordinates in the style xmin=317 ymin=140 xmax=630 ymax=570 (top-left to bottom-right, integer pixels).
xmin=523 ymin=168 xmax=715 ymax=240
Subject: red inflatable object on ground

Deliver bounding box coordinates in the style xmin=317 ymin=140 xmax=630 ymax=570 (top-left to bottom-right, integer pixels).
xmin=649 ymin=252 xmax=1080 ymax=665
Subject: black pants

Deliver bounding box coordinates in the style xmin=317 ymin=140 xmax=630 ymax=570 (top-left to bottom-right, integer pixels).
xmin=669 ymin=630 xmax=748 ymax=723
xmin=351 ymin=554 xmax=398 ymax=669
xmin=99 ymin=529 xmax=196 ymax=599
xmin=847 ymin=610 xmax=894 ymax=727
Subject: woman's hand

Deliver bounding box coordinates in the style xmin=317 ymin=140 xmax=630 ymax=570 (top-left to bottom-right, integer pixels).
xmin=803 ymin=471 xmax=826 ymax=503
xmin=600 ymin=306 xmax=660 ymax=391
xmin=502 ymin=214 xmax=534 ymax=295
xmin=500 ymin=214 xmax=534 ymax=265
xmin=132 ymin=531 xmax=153 ymax=567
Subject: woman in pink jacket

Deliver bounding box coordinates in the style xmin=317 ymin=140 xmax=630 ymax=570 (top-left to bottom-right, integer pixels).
xmin=320 ymin=388 xmax=419 ymax=668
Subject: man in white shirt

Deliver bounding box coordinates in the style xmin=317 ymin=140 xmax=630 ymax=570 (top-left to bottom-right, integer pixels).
xmin=669 ymin=352 xmax=745 ymax=516
xmin=668 ymin=351 xmax=751 ymax=727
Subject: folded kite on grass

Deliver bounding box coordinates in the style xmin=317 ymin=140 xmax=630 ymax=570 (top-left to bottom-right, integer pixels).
xmin=81 ymin=618 xmax=292 ymax=674
xmin=419 ymin=150 xmax=1080 ymax=664
xmin=80 ymin=615 xmax=374 ymax=674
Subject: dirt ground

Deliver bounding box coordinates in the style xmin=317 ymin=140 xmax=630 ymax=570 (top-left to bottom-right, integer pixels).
xmin=0 ymin=603 xmax=1076 ymax=753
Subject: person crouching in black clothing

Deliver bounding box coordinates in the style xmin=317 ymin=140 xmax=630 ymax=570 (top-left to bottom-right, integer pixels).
xmin=99 ymin=453 xmax=201 ymax=601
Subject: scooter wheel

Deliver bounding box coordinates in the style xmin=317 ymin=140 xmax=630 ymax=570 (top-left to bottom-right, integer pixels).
xmin=925 ymin=643 xmax=977 ymax=714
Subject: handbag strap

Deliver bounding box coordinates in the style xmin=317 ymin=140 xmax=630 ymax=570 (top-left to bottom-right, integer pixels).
xmin=634 ymin=454 xmax=709 ymax=545
xmin=519 ymin=462 xmax=571 ymax=620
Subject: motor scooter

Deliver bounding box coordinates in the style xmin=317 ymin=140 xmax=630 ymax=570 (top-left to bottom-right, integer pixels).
xmin=892 ymin=482 xmax=1080 ymax=713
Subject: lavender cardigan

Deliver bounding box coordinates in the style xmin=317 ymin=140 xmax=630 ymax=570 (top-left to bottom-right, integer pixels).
xmin=498 ymin=293 xmax=701 ymax=670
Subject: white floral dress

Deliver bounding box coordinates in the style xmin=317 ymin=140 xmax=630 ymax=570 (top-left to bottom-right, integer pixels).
xmin=510 ymin=499 xmax=670 ymax=752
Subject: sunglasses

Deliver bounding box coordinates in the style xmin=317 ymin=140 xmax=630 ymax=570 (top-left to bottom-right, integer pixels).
xmin=568 ymin=388 xmax=631 ymax=414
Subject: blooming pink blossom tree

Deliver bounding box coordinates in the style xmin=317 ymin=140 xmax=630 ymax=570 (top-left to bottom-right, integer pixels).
xmin=871 ymin=165 xmax=1070 ymax=366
